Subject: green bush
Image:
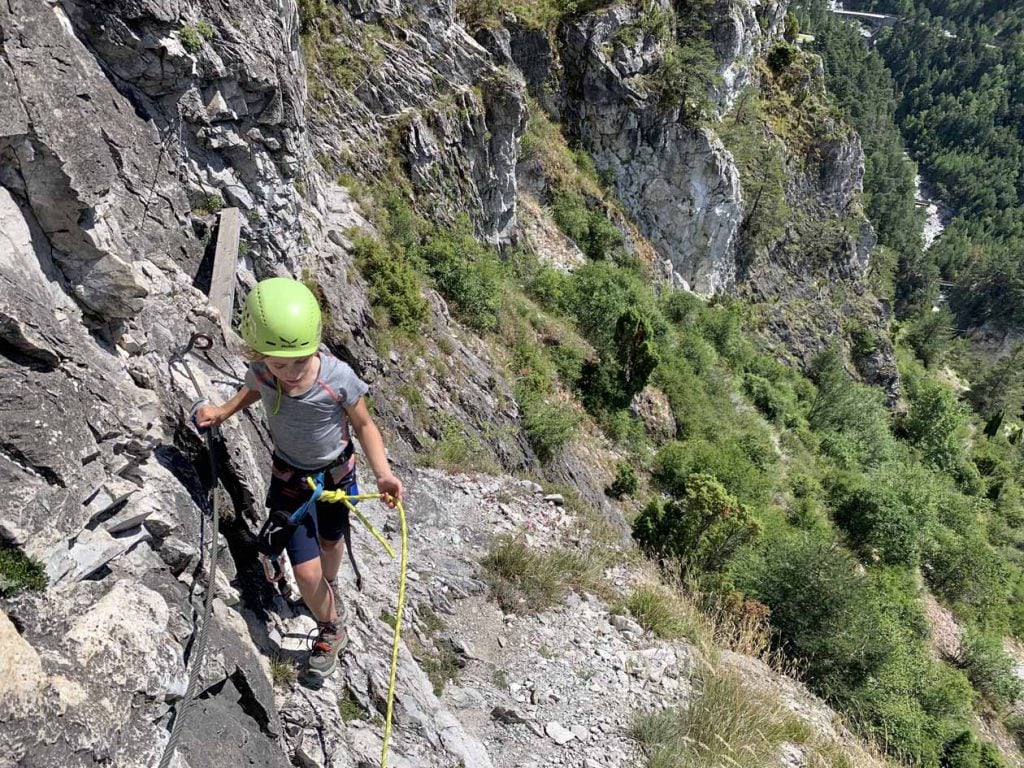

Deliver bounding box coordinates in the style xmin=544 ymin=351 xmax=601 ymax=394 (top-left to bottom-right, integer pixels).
xmin=696 ymin=303 xmax=756 ymax=368
xmin=829 ymin=466 xmax=935 ymax=567
xmin=955 ymin=628 xmax=1022 ymax=708
xmin=903 ymin=306 xmax=955 ymax=369
xmin=527 ymin=265 xmax=573 ymax=312
xmin=732 ymin=529 xmax=892 ymax=694
xmin=556 ymin=263 xmax=663 ymax=411
xmin=577 ymin=308 xmax=660 ymax=410
xmin=417 ymin=217 xmax=505 ymax=332
xmin=519 ymin=392 xmax=581 ymax=462
xmin=653 ymin=437 xmax=773 ymax=510
xmin=633 ymin=473 xmax=760 ymax=575
xmin=900 ymin=376 xmax=970 ymax=475
xmin=0 ymin=545 xmax=47 ymax=596
xmin=549 ymin=190 xmax=623 ymax=260
xmin=766 ymin=43 xmax=798 ymax=73
xmin=352 ymin=235 xmax=428 ymax=332
xmin=742 ymin=373 xmax=797 ymax=426
xmin=942 ymin=731 xmax=982 ymax=768
xmin=979 ymin=742 xmax=1009 ymax=768
xmin=606 ymin=462 xmax=638 ymax=499
xmin=862 ymin=691 xmax=942 ymax=766
xmin=180 ymin=21 xmax=215 ymax=53
xmin=809 ymin=347 xmax=896 ymax=469
xmin=923 ymin=526 xmax=1010 ymax=627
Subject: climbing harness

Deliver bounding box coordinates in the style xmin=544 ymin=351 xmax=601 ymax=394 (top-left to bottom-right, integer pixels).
xmin=309 ymin=479 xmax=409 ymax=768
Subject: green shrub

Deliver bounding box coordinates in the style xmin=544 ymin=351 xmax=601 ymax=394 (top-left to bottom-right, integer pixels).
xmin=979 ymin=742 xmax=1009 ymax=768
xmin=562 ymin=261 xmax=665 ymax=355
xmin=829 ymin=466 xmax=934 ymax=567
xmin=653 ymin=438 xmax=773 ymax=510
xmin=606 ymin=461 xmax=638 ymax=499
xmin=180 ymin=20 xmax=215 ymax=53
xmin=809 ymin=347 xmax=896 ymax=469
xmin=352 ymin=235 xmax=428 ymax=332
xmin=0 ymin=545 xmax=47 ymax=596
xmin=903 ymin=306 xmax=955 ymax=368
xmin=862 ymin=691 xmax=942 ymax=766
xmin=417 ymin=217 xmax=505 ymax=332
xmin=527 ymin=265 xmax=573 ymax=312
xmin=549 ymin=190 xmax=623 ymax=260
xmin=942 ymin=731 xmax=982 ymax=768
xmin=557 ymin=263 xmax=662 ymax=411
xmin=633 ymin=473 xmax=760 ymax=575
xmin=652 ymin=40 xmax=718 ymax=119
xmin=696 ymin=303 xmax=756 ymax=368
xmin=660 ymin=290 xmax=704 ymax=328
xmin=742 ymin=373 xmax=796 ymax=426
xmin=732 ymin=529 xmax=892 ymax=694
xmin=767 ymin=43 xmax=798 ymax=73
xmin=923 ymin=526 xmax=1010 ymax=626
xmin=955 ymin=628 xmax=1022 ymax=708
xmin=900 ymin=376 xmax=970 ymax=475
xmin=519 ymin=392 xmax=581 ymax=462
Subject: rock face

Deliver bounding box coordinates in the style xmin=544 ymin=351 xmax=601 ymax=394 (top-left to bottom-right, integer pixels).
xmin=303 ymin=0 xmax=527 ymax=244
xmin=492 ymin=0 xmax=788 ymax=298
xmin=58 ymin=0 xmax=311 ymax=276
xmin=712 ymin=0 xmax=788 ymax=112
xmin=556 ymin=3 xmax=745 ymax=295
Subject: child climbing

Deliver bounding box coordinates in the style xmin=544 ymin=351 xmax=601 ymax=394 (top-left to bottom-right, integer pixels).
xmin=195 ymin=276 xmax=403 ymax=677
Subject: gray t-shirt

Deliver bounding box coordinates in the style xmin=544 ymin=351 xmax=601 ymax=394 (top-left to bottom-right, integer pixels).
xmin=244 ymin=353 xmax=369 ymax=470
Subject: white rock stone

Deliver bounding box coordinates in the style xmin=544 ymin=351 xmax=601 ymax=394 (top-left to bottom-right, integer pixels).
xmin=545 ymin=721 xmax=576 ymax=745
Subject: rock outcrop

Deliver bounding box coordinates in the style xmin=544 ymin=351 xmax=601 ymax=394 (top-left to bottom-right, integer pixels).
xmin=302 ymin=0 xmax=527 ymax=244
xmin=556 ymin=3 xmax=746 ymax=295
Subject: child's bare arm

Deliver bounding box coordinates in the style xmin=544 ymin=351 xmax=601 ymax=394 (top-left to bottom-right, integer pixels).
xmin=346 ymin=398 xmax=403 ymax=505
xmin=195 ymin=387 xmax=261 ymax=427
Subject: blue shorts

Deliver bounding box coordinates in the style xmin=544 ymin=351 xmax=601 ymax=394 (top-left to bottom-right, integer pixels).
xmin=266 ymin=454 xmax=358 ymax=566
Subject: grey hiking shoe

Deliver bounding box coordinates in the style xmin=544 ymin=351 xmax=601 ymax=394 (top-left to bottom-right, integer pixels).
xmin=308 ymin=620 xmax=347 ymax=678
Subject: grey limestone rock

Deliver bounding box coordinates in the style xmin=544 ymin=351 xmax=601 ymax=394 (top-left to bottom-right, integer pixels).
xmin=556 ymin=4 xmax=745 ymax=295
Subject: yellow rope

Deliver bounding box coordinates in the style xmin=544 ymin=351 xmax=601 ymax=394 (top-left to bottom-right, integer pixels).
xmin=305 ymin=480 xmax=408 ymax=768
xmin=380 ymin=498 xmax=407 ymax=768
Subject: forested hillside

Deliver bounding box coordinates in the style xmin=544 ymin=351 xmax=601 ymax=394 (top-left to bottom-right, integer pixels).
xmin=828 ymin=0 xmax=1024 ymax=337
xmin=780 ymin=2 xmax=1024 ymax=764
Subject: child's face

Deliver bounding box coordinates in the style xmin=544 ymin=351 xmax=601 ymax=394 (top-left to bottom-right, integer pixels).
xmin=265 ymin=354 xmax=317 ymax=387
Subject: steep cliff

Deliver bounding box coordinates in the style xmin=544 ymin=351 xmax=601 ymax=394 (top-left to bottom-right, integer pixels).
xmin=476 ymin=0 xmax=899 ymax=396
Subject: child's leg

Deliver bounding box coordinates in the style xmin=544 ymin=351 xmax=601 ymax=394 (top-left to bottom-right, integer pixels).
xmin=285 ymin=513 xmax=338 ymax=624
xmin=292 ymin=557 xmax=336 ymax=623
xmin=319 ymin=537 xmax=345 ymax=585
xmin=317 ymin=468 xmax=357 ymax=593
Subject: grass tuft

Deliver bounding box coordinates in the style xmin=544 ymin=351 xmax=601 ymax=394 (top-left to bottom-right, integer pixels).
xmin=621 ymin=584 xmax=701 ymax=641
xmin=268 ymin=654 xmax=297 ymax=687
xmin=632 ymin=666 xmax=859 ymax=768
xmin=338 ymin=688 xmax=368 ymax=722
xmin=481 ymin=535 xmax=609 ymax=614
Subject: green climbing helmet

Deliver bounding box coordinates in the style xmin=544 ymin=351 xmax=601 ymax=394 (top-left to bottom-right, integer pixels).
xmin=241 ymin=277 xmax=322 ymax=357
